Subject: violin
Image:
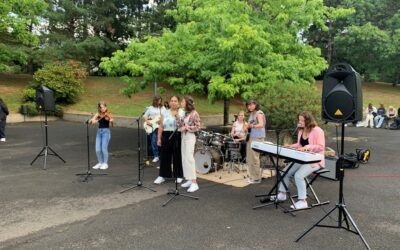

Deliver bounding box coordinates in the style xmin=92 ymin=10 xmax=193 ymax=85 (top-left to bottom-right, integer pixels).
xmin=95 ymin=111 xmax=114 ymax=127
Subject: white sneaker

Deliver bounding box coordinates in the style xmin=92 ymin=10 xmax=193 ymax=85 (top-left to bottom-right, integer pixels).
xmin=176 ymin=178 xmax=183 ymax=184
xmin=152 ymin=157 xmax=159 ymax=163
xmin=290 ymin=200 xmax=308 ymax=210
xmin=100 ymin=163 xmax=108 ymax=170
xmin=187 ymin=183 xmax=199 ymax=193
xmin=154 ymin=176 xmax=165 ymax=184
xmin=0 ymin=138 xmax=5 ymax=142
xmin=181 ymin=180 xmax=192 ymax=188
xmin=269 ymin=193 xmax=287 ymax=202
xmin=92 ymin=163 xmax=102 ymax=169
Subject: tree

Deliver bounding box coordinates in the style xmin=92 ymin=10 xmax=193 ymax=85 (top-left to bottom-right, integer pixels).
xmin=33 ymin=0 xmax=177 ymax=72
xmin=0 ymin=0 xmax=47 ymax=72
xmin=101 ymin=0 xmax=328 ymax=124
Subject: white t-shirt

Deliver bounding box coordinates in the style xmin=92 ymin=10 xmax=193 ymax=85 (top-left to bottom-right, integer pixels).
xmin=144 ymin=106 xmax=166 ymax=120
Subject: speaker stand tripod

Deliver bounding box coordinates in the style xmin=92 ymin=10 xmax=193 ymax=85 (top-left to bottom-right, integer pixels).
xmin=31 ymin=112 xmax=66 ymax=170
xmin=295 ymin=123 xmax=370 ymax=250
xmin=76 ymin=118 xmax=107 ymax=182
xmin=120 ymin=117 xmax=156 ymax=193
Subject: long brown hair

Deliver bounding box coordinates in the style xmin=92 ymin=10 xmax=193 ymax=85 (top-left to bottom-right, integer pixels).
xmin=97 ymin=101 xmax=108 ymax=113
xmin=298 ymin=111 xmax=317 ymax=132
xmin=183 ymin=95 xmax=195 ymax=114
xmin=152 ymin=95 xmax=163 ymax=107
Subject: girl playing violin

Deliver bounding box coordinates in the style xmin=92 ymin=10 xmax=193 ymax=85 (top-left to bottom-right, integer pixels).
xmin=90 ymin=101 xmax=114 ymax=170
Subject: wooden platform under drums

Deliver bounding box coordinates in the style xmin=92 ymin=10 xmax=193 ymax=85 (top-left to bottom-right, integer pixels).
xmin=197 ymin=163 xmax=275 ymax=188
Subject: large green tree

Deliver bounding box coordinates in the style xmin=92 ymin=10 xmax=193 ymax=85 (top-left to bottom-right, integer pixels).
xmin=0 ymin=0 xmax=47 ymax=72
xmin=305 ymin=0 xmax=400 ymax=84
xmin=33 ymin=0 xmax=176 ymax=72
xmin=101 ymin=0 xmax=328 ymax=124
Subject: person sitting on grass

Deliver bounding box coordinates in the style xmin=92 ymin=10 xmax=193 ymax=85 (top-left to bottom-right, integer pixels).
xmin=374 ymin=104 xmax=386 ymax=128
xmin=361 ymin=103 xmax=377 ymax=128
xmin=386 ymin=106 xmax=397 ymax=128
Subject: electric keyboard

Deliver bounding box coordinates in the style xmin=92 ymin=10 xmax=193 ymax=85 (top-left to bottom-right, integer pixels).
xmin=251 ymin=141 xmax=323 ymax=164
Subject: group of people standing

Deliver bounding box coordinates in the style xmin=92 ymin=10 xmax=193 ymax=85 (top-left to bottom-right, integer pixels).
xmin=89 ymin=96 xmax=325 ymax=206
xmin=145 ymin=95 xmax=201 ymax=193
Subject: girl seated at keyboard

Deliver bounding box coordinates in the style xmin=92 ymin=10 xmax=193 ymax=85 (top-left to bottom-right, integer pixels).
xmin=276 ymin=111 xmax=325 ymax=209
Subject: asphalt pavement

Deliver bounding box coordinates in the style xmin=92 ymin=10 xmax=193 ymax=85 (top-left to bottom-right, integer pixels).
xmin=0 ymin=121 xmax=399 ymax=249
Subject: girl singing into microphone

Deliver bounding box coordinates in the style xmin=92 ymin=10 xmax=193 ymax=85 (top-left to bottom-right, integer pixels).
xmin=277 ymin=111 xmax=325 ymax=209
xmin=154 ymin=95 xmax=185 ymax=184
xmin=90 ymin=101 xmax=114 ymax=170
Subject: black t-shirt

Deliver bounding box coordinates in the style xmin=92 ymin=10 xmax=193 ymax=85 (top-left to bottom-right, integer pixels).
xmin=300 ymin=132 xmax=309 ymax=147
xmin=98 ymin=117 xmax=110 ymax=128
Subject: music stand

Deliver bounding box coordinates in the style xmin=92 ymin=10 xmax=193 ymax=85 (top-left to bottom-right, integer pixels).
xmin=296 ymin=123 xmax=370 ymax=249
xmin=120 ymin=116 xmax=156 ymax=193
xmin=31 ymin=111 xmax=66 ymax=169
xmin=76 ymin=117 xmax=107 ymax=182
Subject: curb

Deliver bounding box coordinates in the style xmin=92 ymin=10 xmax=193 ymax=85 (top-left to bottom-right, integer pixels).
xmin=7 ymin=112 xmax=235 ymax=128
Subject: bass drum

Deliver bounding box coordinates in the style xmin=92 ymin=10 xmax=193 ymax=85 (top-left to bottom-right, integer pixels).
xmin=194 ymin=147 xmax=223 ymax=174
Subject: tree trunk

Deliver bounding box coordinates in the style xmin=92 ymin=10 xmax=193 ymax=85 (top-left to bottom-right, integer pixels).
xmin=223 ymin=98 xmax=229 ymax=126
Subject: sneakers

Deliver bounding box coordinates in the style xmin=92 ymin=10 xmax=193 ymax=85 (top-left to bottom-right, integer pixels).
xmin=154 ymin=176 xmax=165 ymax=184
xmin=270 ymin=192 xmax=287 ymax=202
xmin=0 ymin=138 xmax=5 ymax=142
xmin=152 ymin=157 xmax=159 ymax=163
xmin=290 ymin=200 xmax=308 ymax=210
xmin=187 ymin=183 xmax=199 ymax=193
xmin=99 ymin=163 xmax=108 ymax=170
xmin=176 ymin=178 xmax=183 ymax=184
xmin=92 ymin=163 xmax=102 ymax=169
xmin=181 ymin=180 xmax=192 ymax=188
xmin=247 ymin=178 xmax=261 ymax=184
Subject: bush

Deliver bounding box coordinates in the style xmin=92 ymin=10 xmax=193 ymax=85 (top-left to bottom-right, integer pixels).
xmin=22 ymin=88 xmax=36 ymax=102
xmin=20 ymin=102 xmax=64 ymax=117
xmin=256 ymin=82 xmax=321 ymax=129
xmin=27 ymin=60 xmax=87 ymax=104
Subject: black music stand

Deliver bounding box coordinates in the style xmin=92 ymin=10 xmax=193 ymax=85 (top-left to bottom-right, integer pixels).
xmin=296 ymin=123 xmax=370 ymax=250
xmin=31 ymin=111 xmax=66 ymax=169
xmin=120 ymin=117 xmax=156 ymax=193
xmin=76 ymin=117 xmax=107 ymax=182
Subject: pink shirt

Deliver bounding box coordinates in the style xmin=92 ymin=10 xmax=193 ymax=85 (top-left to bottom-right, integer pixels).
xmin=290 ymin=126 xmax=325 ymax=168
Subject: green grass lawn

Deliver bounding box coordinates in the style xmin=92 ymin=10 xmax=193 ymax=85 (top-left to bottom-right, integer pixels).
xmin=1 ymin=73 xmax=399 ymax=116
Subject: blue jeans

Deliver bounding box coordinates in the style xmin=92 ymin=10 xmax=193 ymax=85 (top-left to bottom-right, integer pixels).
xmin=279 ymin=163 xmax=320 ymax=200
xmin=96 ymin=128 xmax=111 ymax=164
xmin=150 ymin=129 xmax=159 ymax=157
xmin=374 ymin=116 xmax=385 ymax=128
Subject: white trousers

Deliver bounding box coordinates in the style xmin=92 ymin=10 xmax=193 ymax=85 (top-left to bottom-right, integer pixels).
xmin=181 ymin=132 xmax=197 ymax=180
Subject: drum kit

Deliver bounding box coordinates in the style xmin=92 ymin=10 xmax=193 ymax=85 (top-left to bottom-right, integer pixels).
xmin=195 ymin=130 xmax=245 ymax=175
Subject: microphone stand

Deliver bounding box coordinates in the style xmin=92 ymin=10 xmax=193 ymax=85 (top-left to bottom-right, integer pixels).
xmin=76 ymin=117 xmax=107 ymax=182
xmin=120 ymin=115 xmax=156 ymax=193
xmin=162 ymin=127 xmax=198 ymax=207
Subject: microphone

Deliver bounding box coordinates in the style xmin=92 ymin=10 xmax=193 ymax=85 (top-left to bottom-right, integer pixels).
xmin=292 ymin=123 xmax=301 ymax=136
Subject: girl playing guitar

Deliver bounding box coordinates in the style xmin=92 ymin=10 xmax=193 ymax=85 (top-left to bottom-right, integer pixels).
xmin=90 ymin=101 xmax=114 ymax=170
xmin=143 ymin=95 xmax=166 ymax=163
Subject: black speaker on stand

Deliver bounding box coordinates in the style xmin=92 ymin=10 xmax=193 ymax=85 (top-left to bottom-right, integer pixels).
xmin=322 ymin=63 xmax=363 ymax=123
xmin=31 ymin=86 xmax=66 ymax=169
xmin=296 ymin=63 xmax=370 ymax=249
